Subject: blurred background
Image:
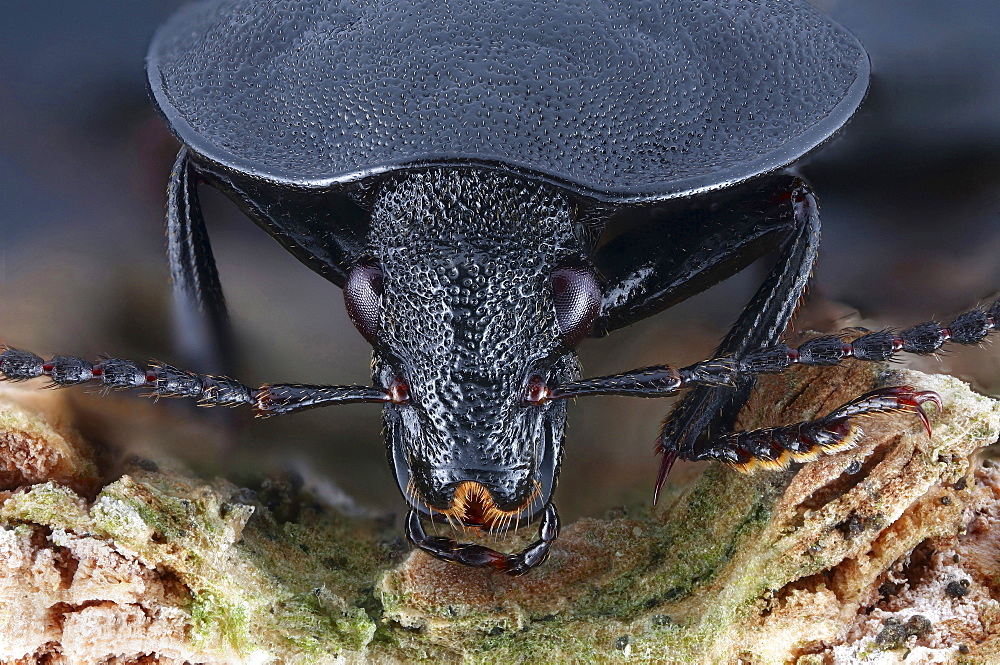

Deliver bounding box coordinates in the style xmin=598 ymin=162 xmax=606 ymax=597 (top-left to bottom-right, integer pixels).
xmin=1 ymin=1 xmax=998 ymax=520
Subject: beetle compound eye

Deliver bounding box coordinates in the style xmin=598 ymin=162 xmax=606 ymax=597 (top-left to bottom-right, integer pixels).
xmin=344 ymin=261 xmax=383 ymax=344
xmin=551 ymin=266 xmax=601 ymax=347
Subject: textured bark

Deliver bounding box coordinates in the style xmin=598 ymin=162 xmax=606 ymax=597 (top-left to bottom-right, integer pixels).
xmin=0 ymin=360 xmax=997 ymax=664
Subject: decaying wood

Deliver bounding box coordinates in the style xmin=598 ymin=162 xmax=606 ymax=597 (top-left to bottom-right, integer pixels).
xmin=0 ymin=359 xmax=997 ymax=663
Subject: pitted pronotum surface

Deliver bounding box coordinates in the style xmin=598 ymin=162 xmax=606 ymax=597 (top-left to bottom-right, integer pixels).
xmin=149 ymin=0 xmax=869 ymax=200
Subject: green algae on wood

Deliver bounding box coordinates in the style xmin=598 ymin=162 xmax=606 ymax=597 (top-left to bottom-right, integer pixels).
xmin=1 ymin=461 xmax=390 ymax=662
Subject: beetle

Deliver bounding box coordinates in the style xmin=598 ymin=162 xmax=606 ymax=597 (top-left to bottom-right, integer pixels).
xmin=1 ymin=0 xmax=998 ymax=575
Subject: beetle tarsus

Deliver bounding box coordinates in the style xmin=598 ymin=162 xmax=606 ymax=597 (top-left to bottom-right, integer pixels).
xmin=405 ymin=503 xmax=559 ymax=576
xmin=695 ymin=386 xmax=942 ymax=471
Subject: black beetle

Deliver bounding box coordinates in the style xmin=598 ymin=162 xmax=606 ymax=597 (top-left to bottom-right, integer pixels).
xmin=2 ymin=0 xmax=998 ymax=575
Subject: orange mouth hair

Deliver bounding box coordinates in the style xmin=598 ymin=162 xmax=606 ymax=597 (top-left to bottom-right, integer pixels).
xmin=426 ymin=480 xmax=541 ymax=535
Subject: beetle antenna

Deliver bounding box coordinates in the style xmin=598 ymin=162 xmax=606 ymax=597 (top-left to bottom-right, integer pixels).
xmin=0 ymin=347 xmax=390 ymax=415
xmin=547 ymin=299 xmax=1000 ymax=402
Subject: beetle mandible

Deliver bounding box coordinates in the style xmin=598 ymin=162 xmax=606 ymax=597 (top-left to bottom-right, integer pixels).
xmin=3 ymin=0 xmax=998 ymax=575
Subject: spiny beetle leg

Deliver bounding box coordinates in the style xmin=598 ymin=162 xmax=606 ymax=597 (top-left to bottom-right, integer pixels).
xmin=0 ymin=346 xmax=388 ymax=414
xmin=694 ymin=386 xmax=942 ymax=471
xmin=656 ymin=177 xmax=822 ymax=465
xmin=405 ymin=503 xmax=560 ymax=576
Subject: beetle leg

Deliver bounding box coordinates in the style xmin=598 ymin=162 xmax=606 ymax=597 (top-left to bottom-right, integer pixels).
xmin=695 ymin=386 xmax=942 ymax=471
xmin=405 ymin=503 xmax=559 ymax=576
xmin=656 ymin=178 xmax=821 ymax=475
xmin=593 ymin=174 xmax=817 ymax=336
xmin=166 ymin=147 xmax=234 ymax=376
xmin=593 ymin=175 xmax=823 ymax=479
xmin=0 ymin=347 xmax=388 ymax=413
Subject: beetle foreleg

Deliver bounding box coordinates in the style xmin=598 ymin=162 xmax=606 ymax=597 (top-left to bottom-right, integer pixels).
xmin=656 ymin=177 xmax=822 ymax=464
xmin=166 ymin=147 xmax=234 ymax=376
xmin=695 ymin=386 xmax=941 ymax=471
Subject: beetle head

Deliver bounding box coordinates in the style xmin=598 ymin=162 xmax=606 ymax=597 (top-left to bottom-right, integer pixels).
xmin=345 ymin=168 xmax=600 ymax=533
